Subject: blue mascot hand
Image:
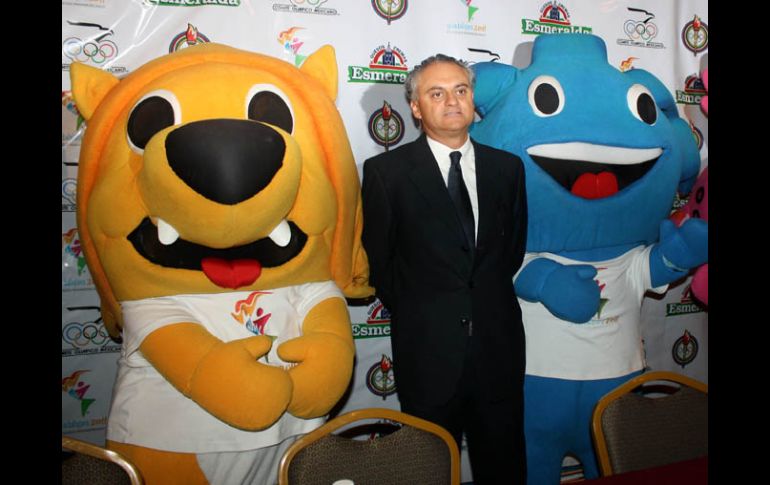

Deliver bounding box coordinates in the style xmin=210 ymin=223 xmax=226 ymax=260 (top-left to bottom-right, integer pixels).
xmin=650 ymin=218 xmax=709 ymax=287
xmin=516 ymin=258 xmax=600 ymax=323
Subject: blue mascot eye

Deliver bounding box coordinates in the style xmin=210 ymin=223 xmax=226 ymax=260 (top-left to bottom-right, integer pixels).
xmin=627 ymin=84 xmax=657 ymax=125
xmin=127 ymin=90 xmax=181 ymax=153
xmin=528 ymin=75 xmax=564 ymax=117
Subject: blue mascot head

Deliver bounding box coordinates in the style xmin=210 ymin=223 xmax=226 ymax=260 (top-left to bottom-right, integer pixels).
xmin=470 ymin=34 xmax=700 ymax=259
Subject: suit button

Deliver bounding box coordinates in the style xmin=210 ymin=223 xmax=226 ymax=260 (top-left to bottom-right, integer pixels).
xmin=460 ymin=317 xmax=469 ymax=326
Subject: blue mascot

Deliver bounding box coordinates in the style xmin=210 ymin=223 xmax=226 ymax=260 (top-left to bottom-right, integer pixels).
xmin=469 ymin=34 xmax=707 ymax=484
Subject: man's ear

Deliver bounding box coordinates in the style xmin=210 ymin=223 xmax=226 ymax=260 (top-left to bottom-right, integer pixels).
xmin=409 ymin=100 xmax=422 ymax=120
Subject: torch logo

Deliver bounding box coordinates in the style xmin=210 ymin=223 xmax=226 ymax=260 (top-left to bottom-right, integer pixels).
xmin=672 ymin=329 xmax=699 ymax=368
xmin=371 ymin=0 xmax=408 ymax=24
xmin=368 ymin=101 xmax=405 ymax=149
xmin=366 ymin=354 xmax=396 ymax=398
xmin=169 ymin=23 xmax=211 ymax=53
xmin=681 ymin=15 xmax=708 ymax=55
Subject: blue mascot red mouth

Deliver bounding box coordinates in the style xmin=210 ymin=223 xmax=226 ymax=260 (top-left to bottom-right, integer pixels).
xmin=128 ymin=217 xmax=307 ymax=288
xmin=527 ymin=142 xmax=662 ymax=199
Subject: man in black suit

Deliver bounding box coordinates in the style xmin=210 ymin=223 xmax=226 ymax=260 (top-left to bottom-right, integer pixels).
xmin=361 ymin=54 xmax=528 ymax=484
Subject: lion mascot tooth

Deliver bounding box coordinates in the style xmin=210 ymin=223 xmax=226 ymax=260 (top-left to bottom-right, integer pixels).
xmin=71 ymin=43 xmax=373 ymax=485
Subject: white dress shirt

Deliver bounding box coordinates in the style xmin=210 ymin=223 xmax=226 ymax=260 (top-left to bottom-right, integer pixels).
xmin=426 ymin=135 xmax=479 ymax=239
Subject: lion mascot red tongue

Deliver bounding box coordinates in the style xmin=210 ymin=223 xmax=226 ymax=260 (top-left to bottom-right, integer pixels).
xmin=71 ymin=43 xmax=372 ymax=484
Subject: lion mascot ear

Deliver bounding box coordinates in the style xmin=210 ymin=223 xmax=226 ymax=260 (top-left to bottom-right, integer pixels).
xmin=70 ymin=63 xmax=123 ymax=337
xmin=300 ymin=45 xmax=373 ymax=299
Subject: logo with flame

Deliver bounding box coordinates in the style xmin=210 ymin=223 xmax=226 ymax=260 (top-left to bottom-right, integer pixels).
xmin=231 ymin=291 xmax=274 ymax=336
xmin=368 ymin=101 xmax=405 ymax=149
xmin=681 ymin=15 xmax=708 ymax=55
xmin=672 ymin=329 xmax=699 ymax=367
xmin=371 ymin=0 xmax=408 ymax=24
xmin=619 ymin=56 xmax=638 ymax=73
xmin=62 ymin=370 xmax=96 ymax=417
xmin=63 ymin=228 xmax=88 ymax=276
xmin=278 ymin=27 xmax=307 ymax=67
xmin=169 ymin=23 xmax=211 ymax=53
xmin=366 ymin=354 xmax=396 ymax=398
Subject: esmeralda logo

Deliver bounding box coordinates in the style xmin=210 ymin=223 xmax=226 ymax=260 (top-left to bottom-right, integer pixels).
xmin=348 ymin=43 xmax=408 ymax=85
xmin=522 ymin=1 xmax=592 ymax=35
xmin=146 ymin=0 xmax=240 ymax=6
xmin=676 ymin=74 xmax=706 ymax=106
xmin=666 ymin=285 xmax=704 ymax=316
xmin=352 ymin=298 xmax=392 ymax=339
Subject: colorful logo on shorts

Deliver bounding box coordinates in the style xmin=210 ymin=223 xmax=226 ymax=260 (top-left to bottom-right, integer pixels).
xmin=681 ymin=15 xmax=708 ymax=55
xmin=522 ymin=2 xmax=592 ymax=35
xmin=169 ymin=23 xmax=211 ymax=52
xmin=371 ymin=0 xmax=408 ymax=24
xmin=366 ymin=354 xmax=396 ymax=398
xmin=368 ymin=102 xmax=405 ymax=149
xmin=672 ymin=329 xmax=699 ymax=368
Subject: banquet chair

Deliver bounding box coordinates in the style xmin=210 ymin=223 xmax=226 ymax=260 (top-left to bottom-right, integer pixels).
xmin=62 ymin=436 xmax=144 ymax=485
xmin=278 ymin=407 xmax=460 ymax=485
xmin=591 ymin=370 xmax=708 ymax=476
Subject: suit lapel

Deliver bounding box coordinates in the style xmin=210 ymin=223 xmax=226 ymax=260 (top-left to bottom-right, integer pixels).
xmin=407 ymin=135 xmax=468 ymax=247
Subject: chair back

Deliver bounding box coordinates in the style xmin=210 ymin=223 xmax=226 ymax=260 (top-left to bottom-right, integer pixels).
xmin=591 ymin=371 xmax=708 ymax=476
xmin=62 ymin=436 xmax=144 ymax=485
xmin=279 ymin=407 xmax=460 ymax=485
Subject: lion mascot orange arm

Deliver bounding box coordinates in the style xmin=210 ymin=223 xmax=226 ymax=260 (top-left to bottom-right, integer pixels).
xmin=70 ymin=44 xmax=373 ymax=484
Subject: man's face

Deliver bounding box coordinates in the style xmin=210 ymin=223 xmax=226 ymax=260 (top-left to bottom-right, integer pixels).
xmin=410 ymin=61 xmax=475 ymax=144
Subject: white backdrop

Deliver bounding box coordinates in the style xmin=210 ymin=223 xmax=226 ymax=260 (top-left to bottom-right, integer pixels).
xmin=62 ymin=1 xmax=708 ymax=482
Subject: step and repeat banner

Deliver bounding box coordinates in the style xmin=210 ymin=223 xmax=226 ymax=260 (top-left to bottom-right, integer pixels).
xmin=62 ymin=1 xmax=708 ymax=481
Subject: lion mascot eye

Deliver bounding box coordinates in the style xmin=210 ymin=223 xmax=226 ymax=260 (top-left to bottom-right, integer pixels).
xmin=246 ymin=85 xmax=294 ymax=134
xmin=127 ymin=90 xmax=181 ymax=153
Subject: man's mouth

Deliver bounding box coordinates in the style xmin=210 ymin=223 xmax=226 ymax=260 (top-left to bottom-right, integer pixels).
xmin=527 ymin=142 xmax=662 ymax=199
xmin=127 ymin=217 xmax=307 ymax=289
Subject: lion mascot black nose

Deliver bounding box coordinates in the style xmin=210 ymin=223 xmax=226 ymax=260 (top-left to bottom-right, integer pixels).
xmin=166 ymin=119 xmax=285 ymax=205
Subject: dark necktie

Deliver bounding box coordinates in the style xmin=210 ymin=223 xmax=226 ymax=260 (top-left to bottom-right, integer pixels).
xmin=447 ymin=150 xmax=475 ymax=248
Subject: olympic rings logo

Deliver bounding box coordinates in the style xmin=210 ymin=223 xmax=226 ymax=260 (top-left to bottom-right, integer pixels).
xmin=624 ymin=20 xmax=658 ymax=41
xmin=62 ymin=36 xmax=118 ymax=64
xmin=62 ymin=321 xmax=111 ymax=348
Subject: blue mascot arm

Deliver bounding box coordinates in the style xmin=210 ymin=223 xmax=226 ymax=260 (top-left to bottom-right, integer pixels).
xmin=650 ymin=218 xmax=708 ymax=287
xmin=515 ymin=258 xmax=600 ymax=323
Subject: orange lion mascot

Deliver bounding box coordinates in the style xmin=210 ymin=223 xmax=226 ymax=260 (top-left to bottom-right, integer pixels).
xmin=70 ymin=43 xmax=372 ymax=484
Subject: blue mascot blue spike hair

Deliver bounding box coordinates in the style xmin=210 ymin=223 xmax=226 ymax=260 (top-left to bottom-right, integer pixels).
xmin=470 ymin=34 xmax=707 ymax=484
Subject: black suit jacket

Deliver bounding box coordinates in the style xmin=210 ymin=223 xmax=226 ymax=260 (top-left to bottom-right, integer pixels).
xmin=362 ymin=134 xmax=528 ymax=406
